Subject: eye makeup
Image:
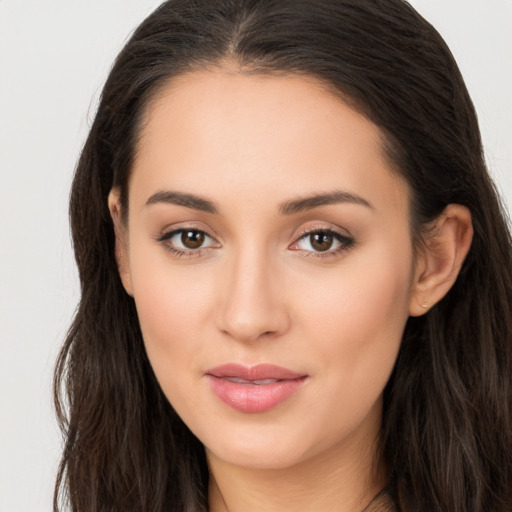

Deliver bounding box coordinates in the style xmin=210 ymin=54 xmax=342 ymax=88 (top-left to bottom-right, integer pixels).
xmin=154 ymin=222 xmax=355 ymax=261
xmin=289 ymin=226 xmax=355 ymax=259
xmin=155 ymin=227 xmax=220 ymax=258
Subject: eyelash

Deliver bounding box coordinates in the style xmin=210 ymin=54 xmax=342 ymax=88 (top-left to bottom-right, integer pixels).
xmin=156 ymin=228 xmax=218 ymax=258
xmin=155 ymin=226 xmax=355 ymax=259
xmin=290 ymin=227 xmax=355 ymax=259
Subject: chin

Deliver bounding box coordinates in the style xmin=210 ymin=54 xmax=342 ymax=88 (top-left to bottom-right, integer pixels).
xmin=209 ymin=442 xmax=310 ymax=470
xmin=200 ymin=420 xmax=329 ymax=471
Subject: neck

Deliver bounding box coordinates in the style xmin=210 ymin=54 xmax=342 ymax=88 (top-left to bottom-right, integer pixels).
xmin=207 ymin=420 xmax=386 ymax=512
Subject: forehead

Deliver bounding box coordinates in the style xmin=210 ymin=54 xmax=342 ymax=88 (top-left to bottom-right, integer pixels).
xmin=130 ymin=69 xmax=409 ymax=217
xmin=137 ymin=69 xmax=377 ymax=162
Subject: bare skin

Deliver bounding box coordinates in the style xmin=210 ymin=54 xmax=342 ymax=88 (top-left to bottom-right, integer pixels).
xmin=109 ymin=68 xmax=473 ymax=512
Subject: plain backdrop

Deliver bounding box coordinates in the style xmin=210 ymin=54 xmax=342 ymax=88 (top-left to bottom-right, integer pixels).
xmin=0 ymin=1 xmax=510 ymax=510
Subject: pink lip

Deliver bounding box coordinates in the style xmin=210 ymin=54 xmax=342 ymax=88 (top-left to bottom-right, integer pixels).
xmin=206 ymin=363 xmax=308 ymax=413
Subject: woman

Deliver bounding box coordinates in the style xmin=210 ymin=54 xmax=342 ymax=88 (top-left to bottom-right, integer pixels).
xmin=54 ymin=0 xmax=512 ymax=510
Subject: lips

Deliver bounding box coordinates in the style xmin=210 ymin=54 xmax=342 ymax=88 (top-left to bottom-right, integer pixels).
xmin=206 ymin=363 xmax=308 ymax=413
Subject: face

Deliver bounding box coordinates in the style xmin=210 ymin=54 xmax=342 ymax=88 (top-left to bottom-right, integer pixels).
xmin=116 ymin=70 xmax=417 ymax=471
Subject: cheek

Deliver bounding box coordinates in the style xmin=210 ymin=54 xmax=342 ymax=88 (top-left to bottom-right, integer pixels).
xmin=127 ymin=243 xmax=216 ymax=378
xmin=296 ymin=239 xmax=413 ymax=404
xmin=131 ymin=269 xmax=214 ymax=415
xmin=301 ymin=244 xmax=411 ymax=326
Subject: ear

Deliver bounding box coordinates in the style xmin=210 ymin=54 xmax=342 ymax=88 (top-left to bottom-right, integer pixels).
xmin=409 ymin=204 xmax=473 ymax=316
xmin=108 ymin=188 xmax=133 ymax=296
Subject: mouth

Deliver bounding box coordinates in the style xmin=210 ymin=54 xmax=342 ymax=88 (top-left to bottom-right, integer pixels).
xmin=221 ymin=377 xmax=281 ymax=385
xmin=205 ymin=363 xmax=309 ymax=413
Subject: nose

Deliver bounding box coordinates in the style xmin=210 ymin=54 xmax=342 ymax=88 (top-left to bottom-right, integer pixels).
xmin=215 ymin=248 xmax=290 ymax=343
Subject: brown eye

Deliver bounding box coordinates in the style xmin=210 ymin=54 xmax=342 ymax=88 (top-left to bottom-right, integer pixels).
xmin=290 ymin=228 xmax=354 ymax=256
xmin=310 ymin=232 xmax=333 ymax=252
xmin=181 ymin=230 xmax=205 ymax=249
xmin=157 ymin=227 xmax=219 ymax=256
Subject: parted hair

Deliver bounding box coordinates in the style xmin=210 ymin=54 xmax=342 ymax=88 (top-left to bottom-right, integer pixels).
xmin=54 ymin=1 xmax=512 ymax=510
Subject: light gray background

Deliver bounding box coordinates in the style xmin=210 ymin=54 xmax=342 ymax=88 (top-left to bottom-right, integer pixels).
xmin=0 ymin=1 xmax=510 ymax=510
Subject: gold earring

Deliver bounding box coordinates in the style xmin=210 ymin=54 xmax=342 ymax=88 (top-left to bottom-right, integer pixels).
xmin=421 ymin=299 xmax=428 ymax=309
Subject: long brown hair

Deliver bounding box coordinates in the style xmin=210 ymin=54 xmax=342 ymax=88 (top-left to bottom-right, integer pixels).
xmin=54 ymin=1 xmax=512 ymax=510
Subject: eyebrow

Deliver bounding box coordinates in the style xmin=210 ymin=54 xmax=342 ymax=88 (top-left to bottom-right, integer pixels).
xmin=145 ymin=190 xmax=218 ymax=214
xmin=144 ymin=189 xmax=373 ymax=215
xmin=279 ymin=191 xmax=373 ymax=215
